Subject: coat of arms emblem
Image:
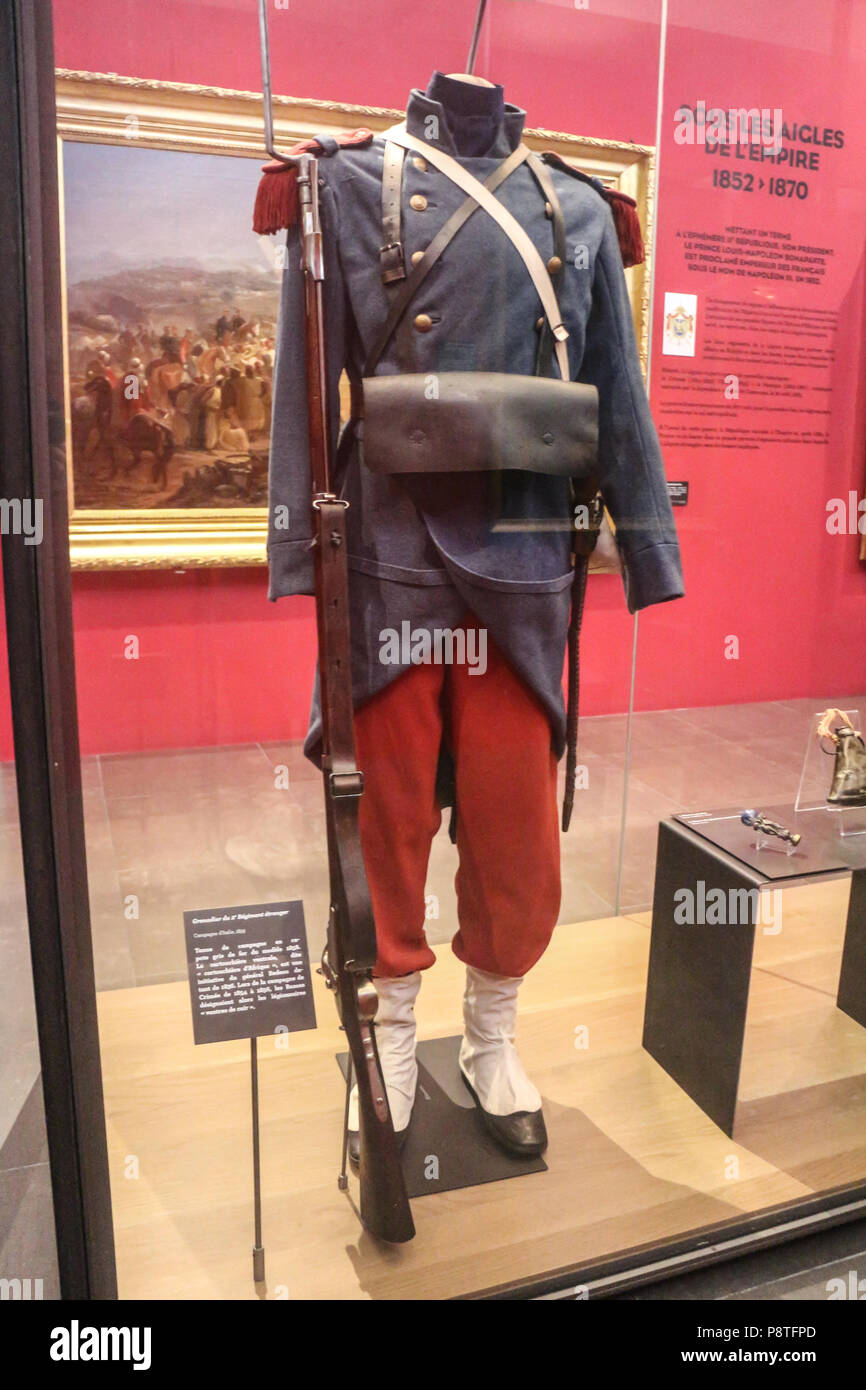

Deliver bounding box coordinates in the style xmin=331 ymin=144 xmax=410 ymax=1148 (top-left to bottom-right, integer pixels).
xmin=662 ymin=292 xmax=698 ymax=355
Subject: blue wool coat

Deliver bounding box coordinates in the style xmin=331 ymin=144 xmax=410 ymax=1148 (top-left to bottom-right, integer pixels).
xmin=267 ymin=81 xmax=683 ymax=763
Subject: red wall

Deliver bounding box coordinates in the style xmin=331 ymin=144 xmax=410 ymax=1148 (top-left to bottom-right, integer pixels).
xmin=52 ymin=0 xmax=663 ymax=143
xmin=33 ymin=0 xmax=866 ymax=758
xmin=642 ymin=0 xmax=866 ymax=709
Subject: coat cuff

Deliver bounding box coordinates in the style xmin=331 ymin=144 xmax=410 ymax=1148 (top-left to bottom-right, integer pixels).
xmin=267 ymin=537 xmax=315 ymax=600
xmin=621 ymin=540 xmax=684 ymax=613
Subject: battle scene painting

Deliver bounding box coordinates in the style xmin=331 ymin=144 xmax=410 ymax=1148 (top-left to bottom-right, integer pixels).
xmin=63 ymin=141 xmax=281 ymax=511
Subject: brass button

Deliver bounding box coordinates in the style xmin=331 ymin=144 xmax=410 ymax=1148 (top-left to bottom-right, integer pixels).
xmin=413 ymin=313 xmax=433 ymax=333
xmin=545 ymin=201 xmax=553 ymax=219
xmin=547 ymin=255 xmax=563 ymax=274
xmin=535 ymin=316 xmax=544 ymax=330
xmin=412 ymin=156 xmax=427 ymax=172
xmin=411 ymin=249 xmax=426 ymax=267
xmin=410 ymin=193 xmax=428 ymax=212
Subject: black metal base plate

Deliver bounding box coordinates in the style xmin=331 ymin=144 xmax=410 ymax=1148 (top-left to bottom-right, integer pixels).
xmin=337 ymin=1035 xmax=547 ymax=1197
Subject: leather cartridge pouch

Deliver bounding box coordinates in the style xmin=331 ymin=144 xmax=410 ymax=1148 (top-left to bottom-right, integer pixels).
xmin=361 ymin=372 xmax=598 ymax=478
xmin=358 ymin=129 xmax=599 ymax=482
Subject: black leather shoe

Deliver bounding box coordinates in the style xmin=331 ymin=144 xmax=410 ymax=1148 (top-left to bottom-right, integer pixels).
xmin=460 ymin=1069 xmax=548 ymax=1158
xmin=348 ymin=1123 xmax=409 ymax=1169
xmin=828 ymin=727 xmax=866 ymax=806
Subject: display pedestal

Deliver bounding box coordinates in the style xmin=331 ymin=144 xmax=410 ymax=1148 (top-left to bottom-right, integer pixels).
xmin=338 ymin=1035 xmax=547 ymax=1197
xmin=839 ymin=872 xmax=866 ymax=1031
xmin=642 ymin=817 xmax=866 ymax=1135
xmin=795 ymin=708 xmax=866 ymax=837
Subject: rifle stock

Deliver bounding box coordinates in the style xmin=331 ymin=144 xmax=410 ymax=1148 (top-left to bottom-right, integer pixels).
xmin=298 ymin=154 xmax=415 ymax=1245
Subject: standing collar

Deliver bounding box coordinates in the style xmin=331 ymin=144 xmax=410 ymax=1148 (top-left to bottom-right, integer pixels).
xmin=405 ymin=85 xmax=526 ymax=158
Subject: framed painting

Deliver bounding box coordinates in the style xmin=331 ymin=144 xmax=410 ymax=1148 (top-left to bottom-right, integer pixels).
xmin=56 ymin=70 xmax=654 ymax=569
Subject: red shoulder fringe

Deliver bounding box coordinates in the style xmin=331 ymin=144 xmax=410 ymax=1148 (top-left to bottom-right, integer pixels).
xmin=601 ymin=188 xmax=645 ymax=269
xmin=252 ymin=129 xmax=374 ymax=235
xmin=542 ymin=150 xmax=645 ymax=268
xmin=254 ymin=131 xmax=645 ymax=270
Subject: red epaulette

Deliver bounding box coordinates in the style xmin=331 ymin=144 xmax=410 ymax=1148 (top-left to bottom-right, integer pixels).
xmin=253 ymin=129 xmax=374 ymax=235
xmin=541 ymin=151 xmax=645 ymax=269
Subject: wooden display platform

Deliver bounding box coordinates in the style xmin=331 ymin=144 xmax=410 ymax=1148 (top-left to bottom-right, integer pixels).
xmin=97 ymin=878 xmax=866 ymax=1300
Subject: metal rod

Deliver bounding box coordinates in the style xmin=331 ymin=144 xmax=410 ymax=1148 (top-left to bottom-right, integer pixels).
xmin=614 ymin=0 xmax=669 ymax=915
xmin=257 ymin=0 xmax=295 ymax=163
xmin=614 ymin=610 xmax=639 ymax=917
xmin=466 ymin=0 xmax=489 ymax=75
xmin=251 ymin=1037 xmax=265 ymax=1283
xmin=338 ymin=1053 xmax=354 ymax=1191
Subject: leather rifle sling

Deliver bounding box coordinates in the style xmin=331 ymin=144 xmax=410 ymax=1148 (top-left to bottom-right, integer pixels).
xmin=380 ymin=139 xmax=407 ymax=284
xmin=526 ymin=149 xmax=592 ymax=831
xmin=525 ymin=152 xmax=567 ymax=376
xmin=383 ymin=127 xmax=571 ymax=381
xmin=561 ymin=551 xmax=590 ymax=832
xmin=340 ymin=143 xmax=409 ymax=459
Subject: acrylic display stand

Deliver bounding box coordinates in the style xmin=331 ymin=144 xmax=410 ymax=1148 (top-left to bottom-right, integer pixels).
xmin=752 ymin=826 xmax=798 ymax=857
xmin=795 ymin=708 xmax=866 ymax=837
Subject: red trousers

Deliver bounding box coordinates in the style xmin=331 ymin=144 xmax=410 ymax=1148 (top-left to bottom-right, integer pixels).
xmin=354 ymin=616 xmax=561 ymax=979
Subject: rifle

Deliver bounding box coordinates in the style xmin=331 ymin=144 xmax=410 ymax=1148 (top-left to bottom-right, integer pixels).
xmin=296 ymin=154 xmax=415 ymax=1245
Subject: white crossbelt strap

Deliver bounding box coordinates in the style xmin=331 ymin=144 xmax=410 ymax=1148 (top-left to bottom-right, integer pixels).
xmin=386 ymin=126 xmax=571 ymax=382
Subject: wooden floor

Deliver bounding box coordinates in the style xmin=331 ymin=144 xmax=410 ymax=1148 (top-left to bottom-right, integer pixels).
xmin=97 ymin=877 xmax=866 ymax=1300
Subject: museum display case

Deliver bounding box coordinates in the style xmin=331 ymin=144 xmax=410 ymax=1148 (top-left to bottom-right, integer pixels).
xmin=2 ymin=0 xmax=866 ymax=1303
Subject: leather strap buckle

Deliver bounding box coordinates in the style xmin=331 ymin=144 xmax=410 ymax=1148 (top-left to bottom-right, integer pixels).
xmin=380 ymin=240 xmax=406 ymax=283
xmin=312 ymin=493 xmax=350 ymax=510
xmin=381 ymin=140 xmax=407 ymax=286
xmin=329 ymin=771 xmax=365 ymax=797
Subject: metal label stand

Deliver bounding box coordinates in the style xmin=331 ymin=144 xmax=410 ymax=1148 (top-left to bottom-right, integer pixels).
xmin=251 ymin=1038 xmax=265 ymax=1284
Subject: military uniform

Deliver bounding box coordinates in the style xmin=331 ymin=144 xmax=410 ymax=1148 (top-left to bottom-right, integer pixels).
xmin=266 ymin=75 xmax=683 ymax=983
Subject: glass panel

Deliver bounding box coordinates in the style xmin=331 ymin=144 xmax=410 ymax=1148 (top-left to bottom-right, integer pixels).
xmin=51 ymin=0 xmax=661 ymax=1297
xmin=45 ymin=0 xmax=866 ymax=1301
xmin=0 ymin=576 xmax=59 ymax=1301
xmin=626 ymin=0 xmax=866 ymax=1215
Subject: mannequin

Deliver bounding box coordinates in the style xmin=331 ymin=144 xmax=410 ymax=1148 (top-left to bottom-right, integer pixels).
xmin=343 ymin=69 xmax=557 ymax=1162
xmin=259 ymin=62 xmax=683 ymax=1167
xmin=423 ymin=70 xmax=506 ymax=157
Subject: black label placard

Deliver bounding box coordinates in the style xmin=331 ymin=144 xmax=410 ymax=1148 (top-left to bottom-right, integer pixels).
xmin=184 ymin=900 xmax=316 ymax=1045
xmin=667 ymin=480 xmax=689 ymax=506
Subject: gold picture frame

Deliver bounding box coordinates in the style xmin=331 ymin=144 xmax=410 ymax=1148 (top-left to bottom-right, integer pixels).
xmin=56 ymin=69 xmax=655 ymax=570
